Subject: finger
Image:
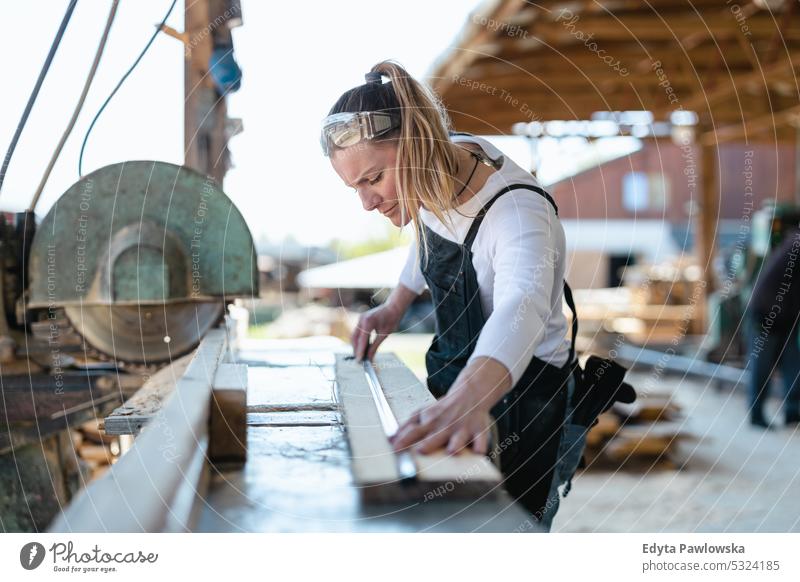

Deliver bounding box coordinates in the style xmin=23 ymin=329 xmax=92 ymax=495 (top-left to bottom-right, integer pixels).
xmin=395 ymin=410 xmax=421 ymax=433
xmin=351 ymin=321 xmax=366 ymax=357
xmin=416 ymin=425 xmax=453 ymax=454
xmin=355 ymin=327 xmax=371 ymax=361
xmin=391 ymin=422 xmax=429 ymax=451
xmin=391 ymin=410 xmax=422 ymax=440
xmin=367 ymin=333 xmax=388 ymax=361
xmin=471 ymin=428 xmax=489 ymax=455
xmin=390 ymin=407 xmax=426 ymax=446
xmin=446 ymin=430 xmax=471 ymax=456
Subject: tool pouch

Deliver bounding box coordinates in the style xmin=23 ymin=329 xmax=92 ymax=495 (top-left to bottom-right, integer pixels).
xmin=552 ymin=357 xmax=637 ymax=498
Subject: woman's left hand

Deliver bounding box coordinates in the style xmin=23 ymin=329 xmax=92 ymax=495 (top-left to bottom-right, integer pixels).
xmin=390 ymin=357 xmax=512 ymax=455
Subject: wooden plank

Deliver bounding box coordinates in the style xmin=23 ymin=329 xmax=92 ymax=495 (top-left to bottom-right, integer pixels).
xmin=247 ymin=411 xmax=339 ymax=426
xmin=209 ymin=363 xmax=247 ymax=465
xmin=603 ymin=422 xmax=698 ymax=460
xmin=335 ymin=355 xmax=399 ymax=488
xmin=373 ymin=355 xmax=504 ymax=491
xmin=614 ymin=395 xmax=682 ymax=422
xmin=701 ymin=103 xmax=800 ymax=145
xmin=163 ymin=434 xmax=210 ymax=533
xmin=248 ymin=403 xmax=338 ymax=413
xmin=612 ymin=422 xmax=698 ymax=441
xmin=246 ymin=366 xmax=335 ymax=409
xmin=48 ymin=329 xmax=228 ymax=533
xmin=78 ymin=419 xmax=115 ymax=444
xmin=335 ymin=353 xmax=502 ymax=503
xmin=104 ymin=352 xmax=194 ymax=435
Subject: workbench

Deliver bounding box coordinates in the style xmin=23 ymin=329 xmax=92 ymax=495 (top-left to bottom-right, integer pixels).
xmin=57 ymin=334 xmax=538 ymax=533
xmin=204 ymin=337 xmax=534 ymax=532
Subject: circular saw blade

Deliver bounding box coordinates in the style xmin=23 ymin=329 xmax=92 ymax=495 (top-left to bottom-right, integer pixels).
xmin=64 ymin=302 xmax=225 ymax=365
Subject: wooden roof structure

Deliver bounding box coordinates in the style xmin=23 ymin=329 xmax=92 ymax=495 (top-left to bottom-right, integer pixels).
xmin=428 ymin=0 xmax=800 ymax=297
xmin=429 ymin=0 xmax=800 ymax=144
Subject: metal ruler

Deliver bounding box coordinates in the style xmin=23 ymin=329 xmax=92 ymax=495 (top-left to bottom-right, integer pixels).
xmin=361 ymin=359 xmax=417 ymax=483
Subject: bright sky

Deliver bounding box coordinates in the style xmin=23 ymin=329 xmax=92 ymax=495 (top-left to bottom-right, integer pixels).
xmin=0 ymin=0 xmax=637 ymax=247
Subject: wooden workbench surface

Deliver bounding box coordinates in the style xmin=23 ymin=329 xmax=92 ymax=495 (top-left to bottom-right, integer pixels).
xmin=196 ymin=337 xmax=535 ymax=533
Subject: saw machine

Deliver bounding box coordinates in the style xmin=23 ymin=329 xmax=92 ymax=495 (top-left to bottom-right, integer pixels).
xmin=1 ymin=160 xmax=257 ymax=529
xmin=18 ymin=160 xmax=257 ymax=369
xmin=0 ymin=0 xmax=253 ymax=531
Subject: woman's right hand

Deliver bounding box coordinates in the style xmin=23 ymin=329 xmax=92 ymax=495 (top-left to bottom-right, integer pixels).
xmin=351 ymin=302 xmax=404 ymax=362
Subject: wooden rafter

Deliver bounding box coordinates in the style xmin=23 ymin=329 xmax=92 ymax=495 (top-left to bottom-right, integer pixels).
xmin=430 ymin=0 xmax=539 ymax=95
xmin=701 ymin=102 xmax=800 ymax=144
xmin=431 ymin=0 xmax=800 ymax=134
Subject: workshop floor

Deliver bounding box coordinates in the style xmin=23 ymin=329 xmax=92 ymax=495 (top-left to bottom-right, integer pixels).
xmin=551 ymin=371 xmax=800 ymax=533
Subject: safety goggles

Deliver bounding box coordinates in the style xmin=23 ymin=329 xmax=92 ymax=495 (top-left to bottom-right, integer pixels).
xmin=320 ymin=111 xmax=400 ymax=156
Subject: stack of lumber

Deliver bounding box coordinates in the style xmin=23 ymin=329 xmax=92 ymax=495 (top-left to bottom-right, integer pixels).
xmin=622 ymin=260 xmax=705 ymax=343
xmin=625 ymin=260 xmax=704 ymax=307
xmin=573 ymin=259 xmax=705 ymax=347
xmin=582 ymin=391 xmax=696 ymax=471
xmin=71 ymin=420 xmax=120 ymax=481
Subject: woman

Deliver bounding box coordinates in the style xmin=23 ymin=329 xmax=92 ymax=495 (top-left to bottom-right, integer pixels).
xmin=321 ymin=61 xmax=577 ymax=528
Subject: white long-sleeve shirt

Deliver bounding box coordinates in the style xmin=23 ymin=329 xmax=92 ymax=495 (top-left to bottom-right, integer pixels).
xmin=398 ymin=134 xmax=571 ymax=386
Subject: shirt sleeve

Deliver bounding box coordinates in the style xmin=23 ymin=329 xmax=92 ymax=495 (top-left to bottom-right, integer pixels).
xmin=398 ymin=236 xmax=427 ymax=294
xmin=467 ymin=194 xmax=561 ymax=386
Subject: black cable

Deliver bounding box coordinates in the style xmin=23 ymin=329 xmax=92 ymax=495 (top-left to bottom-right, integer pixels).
xmin=30 ymin=0 xmax=119 ymax=212
xmin=453 ymin=153 xmax=480 ymax=202
xmin=0 ymin=0 xmax=79 ymax=197
xmin=78 ymin=0 xmax=178 ymax=177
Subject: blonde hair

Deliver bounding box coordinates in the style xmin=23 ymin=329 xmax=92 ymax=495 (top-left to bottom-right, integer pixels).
xmin=328 ymin=60 xmax=463 ymax=264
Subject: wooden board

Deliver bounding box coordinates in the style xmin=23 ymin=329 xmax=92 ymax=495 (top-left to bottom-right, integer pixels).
xmin=209 ymin=363 xmax=248 ymax=464
xmin=247 ymin=411 xmax=340 ymax=426
xmin=603 ymin=422 xmax=698 ymax=461
xmin=48 ymin=329 xmax=228 ymax=533
xmin=103 ymin=353 xmax=195 ymax=435
xmin=335 ymin=353 xmax=502 ymax=503
xmin=613 ymin=395 xmax=682 ymax=422
xmin=246 ymin=366 xmax=335 ymax=411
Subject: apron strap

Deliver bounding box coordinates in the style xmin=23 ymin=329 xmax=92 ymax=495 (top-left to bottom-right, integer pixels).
xmin=462 ymin=183 xmax=577 ymax=364
xmin=562 ymin=279 xmax=578 ymax=365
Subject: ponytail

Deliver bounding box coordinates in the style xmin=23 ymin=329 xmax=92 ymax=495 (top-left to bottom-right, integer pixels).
xmin=328 ymin=60 xmax=461 ymax=266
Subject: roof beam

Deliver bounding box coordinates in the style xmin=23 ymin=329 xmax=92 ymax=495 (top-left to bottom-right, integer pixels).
xmin=701 ymin=103 xmax=800 ymax=144
xmin=428 ymin=0 xmax=534 ymax=95
xmin=656 ymin=51 xmax=800 ymax=117
xmin=509 ymin=13 xmax=800 ymax=45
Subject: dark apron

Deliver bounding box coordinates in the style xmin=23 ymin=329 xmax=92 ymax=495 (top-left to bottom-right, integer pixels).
xmin=420 ymin=184 xmax=576 ymax=522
